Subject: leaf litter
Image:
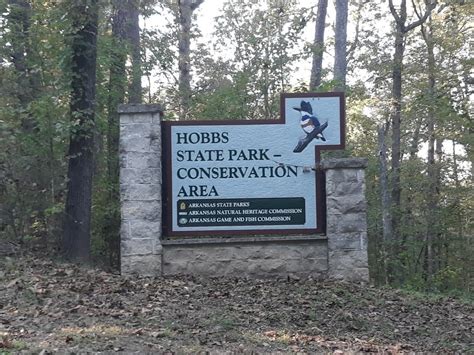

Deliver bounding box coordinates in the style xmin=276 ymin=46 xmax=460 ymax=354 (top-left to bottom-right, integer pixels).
xmin=0 ymin=254 xmax=472 ymax=353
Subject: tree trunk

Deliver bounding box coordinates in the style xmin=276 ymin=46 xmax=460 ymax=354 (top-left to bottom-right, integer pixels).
xmin=405 ymin=115 xmax=422 ymax=243
xmin=178 ymin=0 xmax=204 ymax=119
xmin=423 ymin=18 xmax=438 ymax=281
xmin=388 ymin=0 xmax=434 ymax=245
xmin=334 ymin=0 xmax=348 ymax=91
xmin=126 ymin=0 xmax=142 ymax=104
xmin=309 ymin=0 xmax=328 ymax=90
xmin=108 ymin=0 xmax=127 ymax=184
xmin=389 ymin=19 xmax=404 ymax=244
xmin=378 ymin=124 xmax=391 ymax=284
xmin=63 ymin=0 xmax=99 ymax=262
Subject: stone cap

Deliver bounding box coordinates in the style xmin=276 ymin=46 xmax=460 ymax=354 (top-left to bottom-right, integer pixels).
xmin=118 ymin=103 xmax=163 ymax=114
xmin=162 ymin=235 xmax=327 ymax=246
xmin=321 ymin=158 xmax=368 ymax=170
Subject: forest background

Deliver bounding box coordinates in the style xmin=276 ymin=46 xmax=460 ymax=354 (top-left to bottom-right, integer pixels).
xmin=0 ymin=0 xmax=472 ymax=296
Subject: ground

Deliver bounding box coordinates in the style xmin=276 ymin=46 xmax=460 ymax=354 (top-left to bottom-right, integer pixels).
xmin=0 ymin=254 xmax=472 ymax=353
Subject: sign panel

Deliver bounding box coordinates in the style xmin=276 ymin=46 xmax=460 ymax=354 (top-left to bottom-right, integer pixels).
xmin=162 ymin=92 xmax=345 ymax=237
xmin=177 ymin=198 xmax=306 ymax=227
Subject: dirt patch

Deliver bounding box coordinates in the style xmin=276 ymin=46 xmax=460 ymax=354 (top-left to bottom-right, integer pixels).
xmin=0 ymin=255 xmax=472 ymax=353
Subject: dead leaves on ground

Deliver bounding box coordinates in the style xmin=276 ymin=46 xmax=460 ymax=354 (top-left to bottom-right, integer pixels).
xmin=0 ymin=255 xmax=473 ymax=353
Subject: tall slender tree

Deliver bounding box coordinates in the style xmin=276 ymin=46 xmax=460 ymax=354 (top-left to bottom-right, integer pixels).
xmin=418 ymin=11 xmax=442 ymax=282
xmin=178 ymin=0 xmax=204 ymax=119
xmin=107 ymin=0 xmax=128 ymax=184
xmin=126 ymin=0 xmax=142 ymax=103
xmin=309 ymin=0 xmax=328 ymax=90
xmin=387 ymin=0 xmax=435 ymax=249
xmin=63 ymin=0 xmax=99 ymax=261
xmin=334 ymin=0 xmax=348 ymax=91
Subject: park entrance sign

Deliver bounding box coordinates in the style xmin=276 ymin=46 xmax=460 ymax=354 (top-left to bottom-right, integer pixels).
xmin=162 ymin=92 xmax=345 ymax=237
xmin=118 ymin=94 xmax=368 ymax=280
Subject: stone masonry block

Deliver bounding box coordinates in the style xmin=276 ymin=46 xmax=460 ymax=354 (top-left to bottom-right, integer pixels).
xmin=121 ymin=254 xmax=162 ymax=277
xmin=124 ymin=152 xmax=159 ymax=169
xmin=149 ymin=128 xmax=161 ymax=152
xmin=120 ymin=135 xmax=152 ymax=153
xmin=326 ymin=181 xmax=365 ymax=197
xmin=120 ymin=113 xmax=152 ymax=124
xmin=190 ymin=261 xmax=224 ymax=276
xmin=121 ymin=200 xmax=161 ymax=221
xmin=326 ymin=194 xmax=366 ymax=214
xmin=121 ymin=221 xmax=131 ymax=240
xmin=328 ymin=256 xmax=368 ymax=280
xmin=327 ymin=232 xmax=366 ymax=251
xmin=224 ymin=245 xmax=263 ymax=260
xmin=321 ymin=158 xmax=368 ymax=170
xmin=230 ymin=243 xmax=326 ymax=261
xmin=325 ymin=169 xmax=364 ymax=185
xmin=285 ymin=258 xmax=328 ymax=274
xmin=119 ymin=124 xmax=161 ymax=153
xmin=258 ymin=259 xmax=287 ymax=274
xmin=120 ymin=183 xmax=161 ymax=201
xmin=119 ymin=154 xmax=127 ymax=169
xmin=162 ymin=241 xmax=329 ymax=278
xmin=120 ymin=168 xmax=161 ymax=185
xmin=120 ymin=123 xmax=152 ymax=137
xmin=162 ymin=247 xmax=211 ymax=262
xmin=281 ymin=243 xmax=327 ymax=259
xmin=152 ymin=113 xmax=161 ymax=124
xmin=129 ymin=220 xmax=161 ymax=239
xmin=121 ymin=238 xmax=155 ymax=256
xmin=118 ymin=103 xmax=163 ymax=115
xmin=162 ymin=260 xmax=188 ymax=276
xmin=327 ymin=213 xmax=367 ymax=234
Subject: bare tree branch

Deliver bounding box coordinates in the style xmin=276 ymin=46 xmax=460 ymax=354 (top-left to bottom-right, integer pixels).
xmin=411 ymin=0 xmax=429 ymax=41
xmin=346 ymin=0 xmax=364 ymax=62
xmin=411 ymin=0 xmax=422 ymax=19
xmin=388 ymin=0 xmax=401 ymax=24
xmin=190 ymin=0 xmax=204 ymax=11
xmin=404 ymin=0 xmax=436 ymax=32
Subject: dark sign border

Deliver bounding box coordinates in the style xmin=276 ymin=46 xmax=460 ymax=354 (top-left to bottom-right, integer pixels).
xmin=161 ymin=92 xmax=345 ymax=238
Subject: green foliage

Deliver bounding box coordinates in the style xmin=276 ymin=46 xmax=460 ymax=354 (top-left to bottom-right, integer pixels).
xmin=0 ymin=1 xmax=70 ymax=248
xmin=207 ymin=0 xmax=310 ymax=120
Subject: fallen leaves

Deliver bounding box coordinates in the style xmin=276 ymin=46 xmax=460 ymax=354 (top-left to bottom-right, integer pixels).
xmin=0 ymin=254 xmax=473 ymax=353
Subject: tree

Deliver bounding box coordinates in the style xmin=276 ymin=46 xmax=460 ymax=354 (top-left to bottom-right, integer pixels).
xmin=309 ymin=0 xmax=328 ymax=90
xmin=126 ymin=0 xmax=142 ymax=103
xmin=213 ymin=0 xmax=308 ymax=119
xmin=334 ymin=0 xmax=348 ymax=91
xmin=178 ymin=0 xmax=204 ymax=119
xmin=101 ymin=0 xmax=129 ymax=266
xmin=419 ymin=13 xmax=439 ymax=281
xmin=62 ymin=0 xmax=99 ymax=261
xmin=107 ymin=0 xmax=128 ymax=184
xmin=387 ymin=0 xmax=435 ymax=249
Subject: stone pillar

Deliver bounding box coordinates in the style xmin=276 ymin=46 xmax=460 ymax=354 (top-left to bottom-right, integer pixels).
xmin=118 ymin=104 xmax=163 ymax=276
xmin=322 ymin=158 xmax=369 ymax=282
